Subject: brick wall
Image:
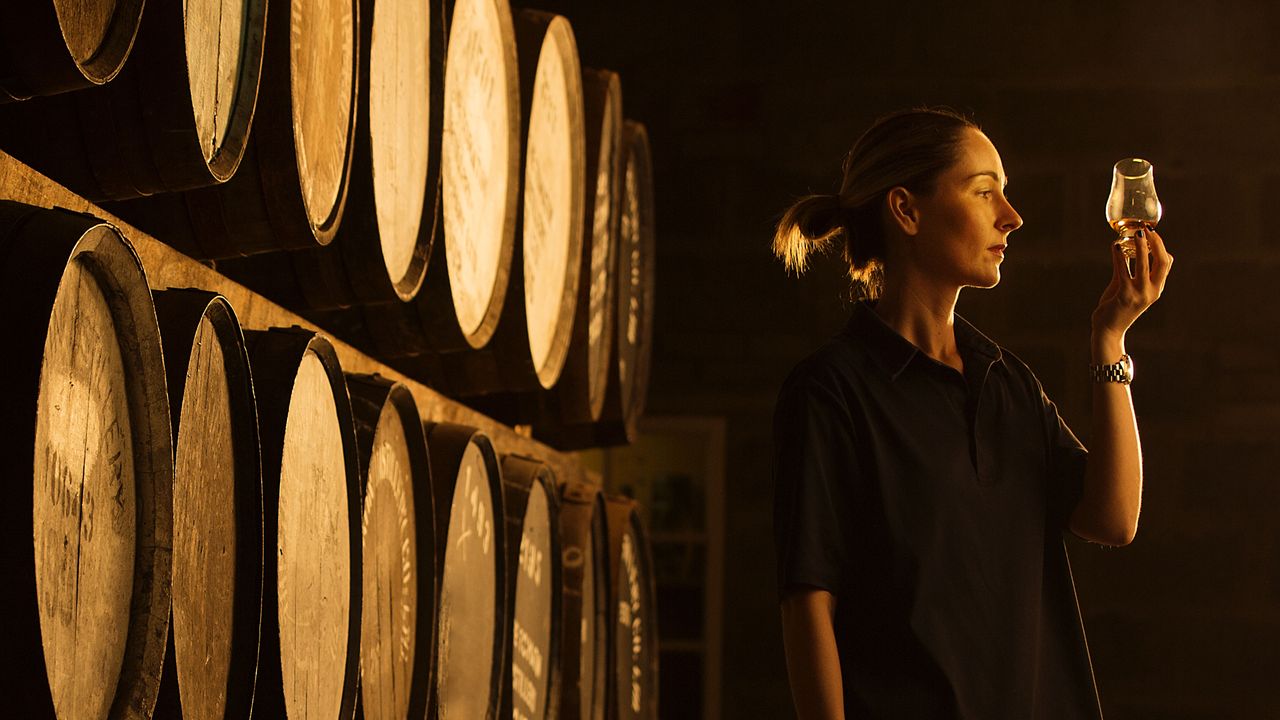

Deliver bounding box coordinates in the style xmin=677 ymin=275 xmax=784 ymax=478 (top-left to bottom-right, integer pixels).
xmin=547 ymin=1 xmax=1280 ymax=716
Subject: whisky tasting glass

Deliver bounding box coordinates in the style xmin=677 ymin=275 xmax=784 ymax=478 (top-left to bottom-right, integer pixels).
xmin=1105 ymin=158 xmax=1162 ymax=259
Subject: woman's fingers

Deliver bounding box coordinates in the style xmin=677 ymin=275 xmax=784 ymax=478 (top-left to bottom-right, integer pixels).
xmin=1147 ymin=229 xmax=1174 ymax=288
xmin=1134 ymin=231 xmax=1152 ymax=289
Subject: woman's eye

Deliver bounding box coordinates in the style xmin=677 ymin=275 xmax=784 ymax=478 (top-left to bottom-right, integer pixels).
xmin=977 ymin=189 xmax=993 ymax=198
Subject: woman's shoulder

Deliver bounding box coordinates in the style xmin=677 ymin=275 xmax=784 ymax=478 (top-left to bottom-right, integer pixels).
xmin=777 ymin=329 xmax=867 ymax=402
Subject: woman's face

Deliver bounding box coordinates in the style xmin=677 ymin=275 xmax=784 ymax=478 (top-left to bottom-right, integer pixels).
xmin=909 ymin=128 xmax=1023 ymax=290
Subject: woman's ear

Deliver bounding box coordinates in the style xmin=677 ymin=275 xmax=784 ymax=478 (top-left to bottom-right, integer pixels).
xmin=885 ymin=186 xmax=920 ymax=237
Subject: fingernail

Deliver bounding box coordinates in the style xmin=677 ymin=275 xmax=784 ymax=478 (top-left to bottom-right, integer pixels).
xmin=1137 ymin=229 xmax=1145 ymax=238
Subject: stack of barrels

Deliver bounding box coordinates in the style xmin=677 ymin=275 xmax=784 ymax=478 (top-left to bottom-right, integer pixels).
xmin=0 ymin=0 xmax=656 ymax=450
xmin=0 ymin=200 xmax=660 ymax=718
xmin=0 ymin=0 xmax=663 ymax=716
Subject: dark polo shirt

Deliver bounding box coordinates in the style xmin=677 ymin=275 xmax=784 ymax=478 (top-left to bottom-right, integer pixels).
xmin=773 ymin=301 xmax=1103 ymax=719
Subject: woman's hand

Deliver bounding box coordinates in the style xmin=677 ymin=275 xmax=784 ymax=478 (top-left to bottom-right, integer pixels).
xmin=1091 ymin=228 xmax=1174 ymax=340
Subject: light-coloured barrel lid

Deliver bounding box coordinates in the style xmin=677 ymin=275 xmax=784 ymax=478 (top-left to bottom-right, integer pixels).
xmin=277 ymin=348 xmax=354 ymax=720
xmin=521 ymin=15 xmax=585 ymax=388
xmin=290 ymin=0 xmax=357 ymax=234
xmin=370 ymin=0 xmax=433 ymax=287
xmin=436 ymin=439 xmax=500 ymax=717
xmin=359 ymin=390 xmax=424 ymax=720
xmin=441 ymin=0 xmax=520 ymax=345
xmin=585 ymin=70 xmax=623 ymax=419
xmin=28 ymin=218 xmax=172 ymax=719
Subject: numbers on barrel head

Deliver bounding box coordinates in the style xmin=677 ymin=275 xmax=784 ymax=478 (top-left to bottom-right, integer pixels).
xmin=455 ymin=464 xmax=493 ymax=560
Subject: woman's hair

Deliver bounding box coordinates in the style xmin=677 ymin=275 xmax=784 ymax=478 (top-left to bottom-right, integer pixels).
xmin=773 ymin=107 xmax=979 ymax=299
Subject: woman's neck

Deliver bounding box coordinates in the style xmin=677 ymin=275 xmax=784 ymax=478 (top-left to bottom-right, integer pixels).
xmin=872 ymin=278 xmax=963 ymax=370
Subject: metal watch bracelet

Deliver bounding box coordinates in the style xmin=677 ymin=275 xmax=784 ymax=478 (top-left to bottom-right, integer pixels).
xmin=1090 ymin=353 xmax=1134 ymax=384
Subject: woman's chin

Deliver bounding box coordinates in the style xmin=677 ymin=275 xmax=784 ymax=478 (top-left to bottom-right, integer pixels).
xmin=967 ymin=271 xmax=1001 ymax=290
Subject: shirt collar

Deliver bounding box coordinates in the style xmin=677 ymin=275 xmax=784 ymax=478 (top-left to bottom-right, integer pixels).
xmin=844 ymin=301 xmax=1003 ymax=380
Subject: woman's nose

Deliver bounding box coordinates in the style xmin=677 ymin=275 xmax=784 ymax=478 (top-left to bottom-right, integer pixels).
xmin=1001 ymin=198 xmax=1023 ymax=232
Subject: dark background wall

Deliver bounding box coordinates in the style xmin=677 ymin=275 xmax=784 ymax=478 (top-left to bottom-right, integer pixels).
xmin=538 ymin=1 xmax=1280 ymax=717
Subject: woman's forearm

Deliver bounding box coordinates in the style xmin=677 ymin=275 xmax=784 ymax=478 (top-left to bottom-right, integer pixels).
xmin=1071 ymin=330 xmax=1143 ymax=546
xmin=780 ymin=588 xmax=845 ymax=720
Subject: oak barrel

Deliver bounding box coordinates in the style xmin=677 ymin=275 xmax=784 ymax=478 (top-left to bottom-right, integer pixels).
xmin=398 ymin=11 xmax=586 ymax=399
xmin=219 ymin=0 xmax=446 ymax=311
xmin=245 ymin=329 xmax=362 ymax=720
xmin=604 ymin=496 xmax=658 ymax=720
xmin=550 ymin=68 xmax=623 ymax=425
xmin=0 ymin=0 xmax=268 ymax=200
xmin=372 ymin=0 xmax=521 ymax=353
xmin=347 ymin=377 xmax=437 ymax=720
xmin=0 ymin=202 xmax=173 ymax=718
xmin=151 ymin=290 xmax=263 ymax=720
xmin=557 ymin=481 xmax=610 ymax=720
xmin=535 ymin=120 xmax=655 ymax=450
xmin=291 ymin=0 xmax=446 ymax=308
xmin=0 ymin=0 xmax=143 ymax=100
xmin=109 ymin=0 xmax=360 ymax=258
xmin=426 ymin=423 xmax=509 ymax=720
xmin=500 ymin=456 xmax=564 ymax=720
xmin=457 ymin=66 xmax=621 ymax=427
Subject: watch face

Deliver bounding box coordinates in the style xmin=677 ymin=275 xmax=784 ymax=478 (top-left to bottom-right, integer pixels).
xmin=1122 ymin=354 xmax=1134 ymax=382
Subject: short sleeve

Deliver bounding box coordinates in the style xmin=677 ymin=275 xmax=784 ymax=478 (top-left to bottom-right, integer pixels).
xmin=1037 ymin=380 xmax=1088 ymax=530
xmin=772 ymin=370 xmax=858 ymax=599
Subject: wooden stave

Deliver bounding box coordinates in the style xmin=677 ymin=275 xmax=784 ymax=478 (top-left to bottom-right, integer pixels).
xmin=0 ymin=0 xmax=143 ymax=101
xmin=243 ymin=328 xmax=363 ymax=720
xmin=425 ymin=422 xmax=510 ymax=720
xmin=557 ymin=480 xmax=610 ymax=720
xmin=107 ymin=0 xmax=360 ymax=259
xmin=0 ymin=201 xmax=174 ymax=717
xmin=533 ymin=120 xmax=654 ymax=450
xmin=604 ymin=496 xmax=659 ymax=720
xmin=499 ymin=456 xmax=565 ymax=720
xmin=347 ymin=377 xmax=438 ymax=720
xmin=0 ymin=0 xmax=267 ymax=201
xmin=151 ymin=289 xmax=263 ymax=720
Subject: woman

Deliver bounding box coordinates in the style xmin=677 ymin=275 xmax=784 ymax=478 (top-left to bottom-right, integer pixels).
xmin=771 ymin=108 xmax=1172 ymax=719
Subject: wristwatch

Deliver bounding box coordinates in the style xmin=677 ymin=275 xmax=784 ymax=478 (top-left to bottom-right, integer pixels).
xmin=1090 ymin=353 xmax=1134 ymax=385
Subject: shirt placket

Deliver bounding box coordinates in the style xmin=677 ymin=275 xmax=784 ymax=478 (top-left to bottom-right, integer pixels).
xmin=965 ymin=358 xmax=997 ymax=486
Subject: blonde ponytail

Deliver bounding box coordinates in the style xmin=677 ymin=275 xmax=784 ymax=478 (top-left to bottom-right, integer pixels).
xmin=772 ymin=193 xmax=845 ymax=276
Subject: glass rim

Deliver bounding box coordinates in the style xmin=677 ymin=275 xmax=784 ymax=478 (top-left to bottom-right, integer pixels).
xmin=1114 ymin=157 xmax=1154 ymax=180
